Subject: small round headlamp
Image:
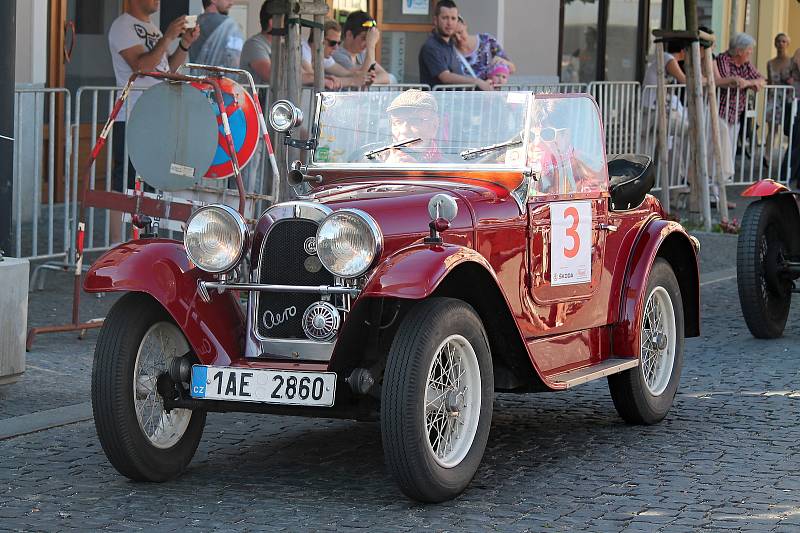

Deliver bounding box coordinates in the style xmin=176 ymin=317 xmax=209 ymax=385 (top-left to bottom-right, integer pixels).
xmin=184 ymin=205 xmax=247 ymax=273
xmin=316 ymin=209 xmax=382 ymax=278
xmin=269 ymin=100 xmax=303 ymax=132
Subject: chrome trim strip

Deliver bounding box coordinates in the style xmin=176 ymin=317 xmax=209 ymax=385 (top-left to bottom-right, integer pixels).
xmin=245 ymin=337 xmax=335 ymax=361
xmin=201 ymin=281 xmax=359 ymax=301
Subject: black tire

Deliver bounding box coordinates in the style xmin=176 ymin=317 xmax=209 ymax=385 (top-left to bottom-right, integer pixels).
xmin=737 ymin=199 xmax=792 ymax=338
xmin=92 ymin=292 xmax=206 ymax=482
xmin=608 ymin=258 xmax=684 ymax=425
xmin=381 ymin=298 xmax=493 ymax=503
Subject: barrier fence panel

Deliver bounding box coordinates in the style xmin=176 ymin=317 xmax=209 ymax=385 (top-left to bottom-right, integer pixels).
xmin=640 ymin=84 xmax=796 ymax=192
xmin=432 ymin=84 xmax=477 ymax=91
xmin=590 ymin=81 xmax=641 ymax=156
xmin=11 ymin=88 xmax=72 ymax=261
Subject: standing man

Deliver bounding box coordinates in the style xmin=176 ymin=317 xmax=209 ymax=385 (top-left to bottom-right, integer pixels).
xmin=419 ymin=0 xmax=492 ymax=90
xmin=240 ymin=0 xmax=273 ymax=85
xmin=332 ymin=11 xmax=392 ymax=84
xmin=191 ymin=0 xmax=244 ymax=68
xmin=301 ymin=20 xmax=375 ymax=89
xmin=107 ymin=0 xmax=199 ymax=242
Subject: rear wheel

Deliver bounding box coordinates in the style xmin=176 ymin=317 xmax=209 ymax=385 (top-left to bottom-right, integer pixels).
xmin=381 ymin=298 xmax=493 ymax=503
xmin=737 ymin=199 xmax=792 ymax=338
xmin=609 ymin=258 xmax=684 ymax=424
xmin=92 ymin=292 xmax=205 ymax=481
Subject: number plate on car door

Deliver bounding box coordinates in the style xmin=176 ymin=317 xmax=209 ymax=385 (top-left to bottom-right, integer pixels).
xmin=190 ymin=366 xmax=336 ymax=407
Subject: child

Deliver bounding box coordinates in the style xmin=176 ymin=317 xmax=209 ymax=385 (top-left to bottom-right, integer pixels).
xmin=486 ymin=63 xmax=510 ymax=87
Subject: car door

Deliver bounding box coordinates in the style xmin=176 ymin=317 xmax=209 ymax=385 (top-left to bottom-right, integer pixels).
xmin=524 ymin=94 xmax=610 ymax=337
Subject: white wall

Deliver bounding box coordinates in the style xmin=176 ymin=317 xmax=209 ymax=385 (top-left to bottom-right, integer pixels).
xmin=504 ymin=0 xmax=560 ymax=77
xmin=14 ymin=0 xmax=48 ymax=86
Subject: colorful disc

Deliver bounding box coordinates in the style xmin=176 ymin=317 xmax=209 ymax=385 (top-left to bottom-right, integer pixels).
xmin=191 ymin=77 xmax=260 ymax=180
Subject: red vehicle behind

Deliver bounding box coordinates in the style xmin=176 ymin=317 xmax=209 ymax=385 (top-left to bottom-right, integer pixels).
xmin=737 ymin=179 xmax=800 ymax=337
xmin=85 ymin=90 xmax=699 ymax=502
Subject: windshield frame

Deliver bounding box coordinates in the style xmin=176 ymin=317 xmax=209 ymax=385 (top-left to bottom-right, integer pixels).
xmin=306 ymin=91 xmax=534 ymax=172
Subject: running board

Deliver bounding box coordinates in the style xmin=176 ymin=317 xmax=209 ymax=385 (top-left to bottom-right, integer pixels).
xmin=550 ymin=358 xmax=639 ymax=388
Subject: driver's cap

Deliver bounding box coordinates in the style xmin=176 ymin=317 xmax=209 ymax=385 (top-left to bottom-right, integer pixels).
xmin=386 ymin=89 xmax=438 ymax=115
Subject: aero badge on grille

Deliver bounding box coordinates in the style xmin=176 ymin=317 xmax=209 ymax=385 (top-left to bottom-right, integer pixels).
xmin=304 ymin=236 xmax=317 ymax=255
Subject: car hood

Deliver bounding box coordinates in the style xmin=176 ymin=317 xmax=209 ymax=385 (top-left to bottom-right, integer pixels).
xmin=306 ymin=179 xmax=513 ymax=237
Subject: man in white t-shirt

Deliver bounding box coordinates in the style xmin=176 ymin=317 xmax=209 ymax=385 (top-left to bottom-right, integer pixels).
xmin=107 ymin=0 xmax=200 ymax=242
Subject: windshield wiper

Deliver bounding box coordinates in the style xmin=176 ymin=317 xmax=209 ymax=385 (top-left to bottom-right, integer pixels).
xmin=460 ymin=139 xmax=523 ymax=160
xmin=364 ymin=137 xmax=422 ymax=160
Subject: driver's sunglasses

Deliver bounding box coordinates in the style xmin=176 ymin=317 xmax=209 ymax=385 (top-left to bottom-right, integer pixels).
xmin=326 ymin=39 xmax=341 ymax=47
xmin=361 ymin=20 xmax=377 ymax=28
xmin=531 ymin=127 xmax=559 ymax=143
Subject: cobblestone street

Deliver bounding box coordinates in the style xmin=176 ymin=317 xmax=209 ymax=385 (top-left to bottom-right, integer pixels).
xmin=1 ymin=233 xmax=799 ymax=531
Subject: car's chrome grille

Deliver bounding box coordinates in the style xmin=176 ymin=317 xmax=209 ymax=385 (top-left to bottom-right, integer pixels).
xmin=256 ymin=219 xmax=334 ymax=339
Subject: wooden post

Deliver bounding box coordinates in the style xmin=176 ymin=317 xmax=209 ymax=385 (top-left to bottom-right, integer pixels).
xmin=313 ymin=14 xmax=325 ymax=93
xmin=702 ymin=44 xmax=729 ymax=221
xmin=685 ymin=41 xmax=713 ymax=230
xmin=730 ymin=0 xmax=741 ymax=37
xmin=654 ymin=41 xmax=671 ymax=213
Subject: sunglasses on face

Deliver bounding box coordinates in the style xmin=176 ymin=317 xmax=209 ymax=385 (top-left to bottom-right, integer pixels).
xmin=531 ymin=127 xmax=561 ymax=143
xmin=326 ymin=39 xmax=341 ymax=47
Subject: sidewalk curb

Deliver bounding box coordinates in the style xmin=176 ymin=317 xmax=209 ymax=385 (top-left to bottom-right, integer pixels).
xmin=0 ymin=402 xmax=92 ymax=440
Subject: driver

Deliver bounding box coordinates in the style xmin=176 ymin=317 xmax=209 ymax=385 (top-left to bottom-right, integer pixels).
xmin=383 ymin=90 xmax=444 ymax=163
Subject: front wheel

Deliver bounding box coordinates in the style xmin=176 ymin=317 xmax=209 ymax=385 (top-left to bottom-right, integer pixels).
xmin=381 ymin=298 xmax=493 ymax=503
xmin=92 ymin=292 xmax=206 ymax=481
xmin=737 ymin=199 xmax=792 ymax=338
xmin=609 ymin=258 xmax=684 ymax=425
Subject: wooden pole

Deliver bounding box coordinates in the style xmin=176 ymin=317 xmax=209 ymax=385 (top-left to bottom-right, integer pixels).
xmin=730 ymin=0 xmax=741 ymax=37
xmin=702 ymin=44 xmax=729 ymax=221
xmin=654 ymin=42 xmax=671 ymax=213
xmin=685 ymin=41 xmax=713 ymax=230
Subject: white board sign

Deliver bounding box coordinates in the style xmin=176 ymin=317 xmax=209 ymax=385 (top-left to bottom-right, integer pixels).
xmin=550 ymin=201 xmax=592 ymax=286
xmin=403 ymin=0 xmax=429 ymax=15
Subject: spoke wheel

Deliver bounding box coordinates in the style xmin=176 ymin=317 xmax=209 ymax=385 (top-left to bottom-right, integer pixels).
xmin=737 ymin=199 xmax=792 ymax=338
xmin=609 ymin=258 xmax=684 ymax=425
xmin=92 ymin=293 xmax=206 ymax=482
xmin=639 ymin=287 xmax=676 ymax=396
xmin=424 ymin=335 xmax=482 ymax=468
xmin=133 ymin=322 xmax=192 ymax=449
xmin=382 ymin=298 xmax=493 ymax=503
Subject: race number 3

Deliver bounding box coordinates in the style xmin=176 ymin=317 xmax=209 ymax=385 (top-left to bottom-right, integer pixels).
xmin=551 ymin=201 xmax=592 ymax=286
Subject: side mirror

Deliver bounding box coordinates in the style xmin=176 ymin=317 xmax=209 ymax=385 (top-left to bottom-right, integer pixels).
xmin=425 ymin=194 xmax=458 ymax=244
xmin=427 ymin=193 xmax=458 ymax=222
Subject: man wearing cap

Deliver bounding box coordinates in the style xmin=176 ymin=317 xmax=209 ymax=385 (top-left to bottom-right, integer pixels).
xmin=383 ymin=90 xmax=444 ymax=164
xmin=332 ymin=11 xmax=391 ymax=84
xmin=419 ymin=0 xmax=492 ymax=90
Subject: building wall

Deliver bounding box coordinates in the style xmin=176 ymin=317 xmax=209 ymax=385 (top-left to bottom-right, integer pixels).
xmin=504 ymin=0 xmax=559 ymax=77
xmin=14 ymin=0 xmax=48 ymax=86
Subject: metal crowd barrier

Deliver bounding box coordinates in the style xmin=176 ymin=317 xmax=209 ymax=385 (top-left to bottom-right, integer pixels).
xmin=11 ymin=88 xmax=72 ymax=262
xmin=639 ymin=84 xmax=796 ymax=191
xmin=590 ymin=81 xmax=641 ymax=156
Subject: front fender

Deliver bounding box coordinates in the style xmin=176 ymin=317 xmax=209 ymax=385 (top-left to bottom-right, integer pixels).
xmin=611 ymin=220 xmax=700 ymax=358
xmin=361 ymin=243 xmax=497 ymax=299
xmin=741 ymin=179 xmax=790 ymax=197
xmin=84 ymin=240 xmax=245 ymax=366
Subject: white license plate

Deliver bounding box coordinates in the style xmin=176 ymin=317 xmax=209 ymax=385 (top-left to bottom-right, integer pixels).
xmin=190 ymin=366 xmax=336 ymax=407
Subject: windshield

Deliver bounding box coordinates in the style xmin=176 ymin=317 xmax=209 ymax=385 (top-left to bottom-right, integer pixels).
xmin=312 ymin=91 xmax=532 ymax=168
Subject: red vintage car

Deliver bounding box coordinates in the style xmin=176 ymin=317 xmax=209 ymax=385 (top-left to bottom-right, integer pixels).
xmin=737 ymin=179 xmax=800 ymax=338
xmin=85 ymin=90 xmax=699 ymax=503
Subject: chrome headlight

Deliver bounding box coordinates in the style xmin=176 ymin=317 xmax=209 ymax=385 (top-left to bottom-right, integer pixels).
xmin=269 ymin=100 xmax=303 ymax=132
xmin=184 ymin=205 xmax=247 ymax=273
xmin=316 ymin=209 xmax=382 ymax=278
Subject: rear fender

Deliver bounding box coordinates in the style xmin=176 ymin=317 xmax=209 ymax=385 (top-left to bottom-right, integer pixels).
xmin=84 ymin=240 xmax=245 ymax=366
xmin=611 ymin=220 xmax=700 ymax=358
